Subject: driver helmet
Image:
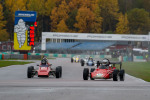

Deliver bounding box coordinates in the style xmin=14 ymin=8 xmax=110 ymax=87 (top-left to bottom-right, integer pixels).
xmin=89 ymin=56 xmax=92 ymax=58
xmin=102 ymin=59 xmax=109 ymax=66
xmin=89 ymin=56 xmax=92 ymax=60
xmin=43 ymin=56 xmax=48 ymax=61
xmin=41 ymin=59 xmax=46 ymax=65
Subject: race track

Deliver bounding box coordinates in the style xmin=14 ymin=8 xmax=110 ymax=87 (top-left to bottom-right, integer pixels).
xmin=0 ymin=58 xmax=150 ymax=100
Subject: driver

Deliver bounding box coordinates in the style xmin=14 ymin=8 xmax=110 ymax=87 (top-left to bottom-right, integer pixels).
xmin=41 ymin=56 xmax=49 ymax=65
xmin=102 ymin=59 xmax=110 ymax=69
xmin=88 ymin=56 xmax=93 ymax=61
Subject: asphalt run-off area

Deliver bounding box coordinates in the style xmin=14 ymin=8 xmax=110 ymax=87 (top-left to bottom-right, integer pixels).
xmin=0 ymin=58 xmax=150 ymax=100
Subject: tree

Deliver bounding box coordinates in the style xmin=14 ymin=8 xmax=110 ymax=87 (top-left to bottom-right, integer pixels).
xmin=44 ymin=0 xmax=57 ymax=32
xmin=50 ymin=0 xmax=69 ymax=32
xmin=4 ymin=0 xmax=27 ymax=40
xmin=98 ymin=0 xmax=119 ymax=33
xmin=74 ymin=7 xmax=102 ymax=33
xmin=27 ymin=0 xmax=45 ymax=15
xmin=45 ymin=0 xmax=56 ymax=16
xmin=0 ymin=4 xmax=9 ymax=41
xmin=128 ymin=8 xmax=150 ymax=34
xmin=5 ymin=0 xmax=27 ymax=19
xmin=56 ymin=19 xmax=69 ymax=32
xmin=67 ymin=0 xmax=102 ymax=33
xmin=116 ymin=13 xmax=130 ymax=34
xmin=66 ymin=9 xmax=78 ymax=32
xmin=142 ymin=0 xmax=150 ymax=12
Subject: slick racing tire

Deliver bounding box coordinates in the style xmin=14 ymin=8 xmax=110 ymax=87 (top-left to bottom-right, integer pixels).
xmin=58 ymin=66 xmax=62 ymax=78
xmin=27 ymin=66 xmax=34 ymax=78
xmin=97 ymin=61 xmax=100 ymax=67
xmin=71 ymin=58 xmax=73 ymax=63
xmin=56 ymin=66 xmax=61 ymax=78
xmin=113 ymin=69 xmax=119 ymax=81
xmin=90 ymin=68 xmax=95 ymax=80
xmin=81 ymin=61 xmax=84 ymax=66
xmin=119 ymin=69 xmax=125 ymax=81
xmin=83 ymin=68 xmax=89 ymax=80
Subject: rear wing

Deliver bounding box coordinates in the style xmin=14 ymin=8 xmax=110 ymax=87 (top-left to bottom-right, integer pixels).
xmin=110 ymin=62 xmax=122 ymax=70
xmin=97 ymin=61 xmax=122 ymax=70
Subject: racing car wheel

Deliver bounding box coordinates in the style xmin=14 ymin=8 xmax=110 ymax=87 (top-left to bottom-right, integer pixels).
xmin=119 ymin=69 xmax=125 ymax=81
xmin=83 ymin=68 xmax=89 ymax=80
xmin=113 ymin=69 xmax=119 ymax=81
xmin=27 ymin=66 xmax=34 ymax=78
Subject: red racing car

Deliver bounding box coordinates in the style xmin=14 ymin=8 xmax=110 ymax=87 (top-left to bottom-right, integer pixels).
xmin=83 ymin=58 xmax=125 ymax=81
xmin=27 ymin=58 xmax=62 ymax=78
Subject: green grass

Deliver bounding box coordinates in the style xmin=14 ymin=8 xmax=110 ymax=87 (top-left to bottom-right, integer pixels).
xmin=0 ymin=61 xmax=33 ymax=68
xmin=122 ymin=62 xmax=150 ymax=82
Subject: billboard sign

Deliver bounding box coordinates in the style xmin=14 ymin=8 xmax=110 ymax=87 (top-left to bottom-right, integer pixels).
xmin=14 ymin=11 xmax=37 ymax=50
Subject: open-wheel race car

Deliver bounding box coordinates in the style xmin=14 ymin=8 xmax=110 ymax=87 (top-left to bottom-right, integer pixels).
xmin=71 ymin=56 xmax=80 ymax=63
xmin=83 ymin=58 xmax=125 ymax=81
xmin=81 ymin=57 xmax=95 ymax=66
xmin=27 ymin=58 xmax=62 ymax=78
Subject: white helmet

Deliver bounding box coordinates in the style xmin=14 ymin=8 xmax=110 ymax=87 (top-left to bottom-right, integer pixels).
xmin=102 ymin=59 xmax=109 ymax=66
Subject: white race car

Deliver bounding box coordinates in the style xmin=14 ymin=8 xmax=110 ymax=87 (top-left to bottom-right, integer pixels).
xmin=81 ymin=57 xmax=96 ymax=66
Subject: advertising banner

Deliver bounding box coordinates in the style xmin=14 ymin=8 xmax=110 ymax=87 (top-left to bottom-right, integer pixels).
xmin=14 ymin=11 xmax=37 ymax=50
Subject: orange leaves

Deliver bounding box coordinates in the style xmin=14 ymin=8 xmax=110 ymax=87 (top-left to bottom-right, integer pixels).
xmin=56 ymin=20 xmax=69 ymax=32
xmin=50 ymin=0 xmax=102 ymax=33
xmin=74 ymin=7 xmax=96 ymax=33
xmin=51 ymin=0 xmax=69 ymax=32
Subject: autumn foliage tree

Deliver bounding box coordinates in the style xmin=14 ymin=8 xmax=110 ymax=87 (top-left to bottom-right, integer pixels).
xmin=4 ymin=0 xmax=27 ymax=38
xmin=0 ymin=4 xmax=9 ymax=41
xmin=56 ymin=19 xmax=69 ymax=32
xmin=5 ymin=0 xmax=27 ymax=19
xmin=116 ymin=13 xmax=130 ymax=34
xmin=0 ymin=0 xmax=150 ymax=42
xmin=74 ymin=7 xmax=102 ymax=33
xmin=98 ymin=0 xmax=119 ymax=33
xmin=51 ymin=0 xmax=69 ymax=32
xmin=45 ymin=0 xmax=56 ymax=16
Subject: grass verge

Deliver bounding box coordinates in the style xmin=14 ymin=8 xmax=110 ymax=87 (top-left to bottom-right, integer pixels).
xmin=0 ymin=61 xmax=33 ymax=68
xmin=123 ymin=62 xmax=150 ymax=82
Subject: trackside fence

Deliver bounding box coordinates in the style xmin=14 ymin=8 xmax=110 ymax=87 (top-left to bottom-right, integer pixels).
xmin=0 ymin=52 xmax=147 ymax=62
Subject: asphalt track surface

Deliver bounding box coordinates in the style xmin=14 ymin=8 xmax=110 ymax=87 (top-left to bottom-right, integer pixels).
xmin=0 ymin=58 xmax=150 ymax=100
